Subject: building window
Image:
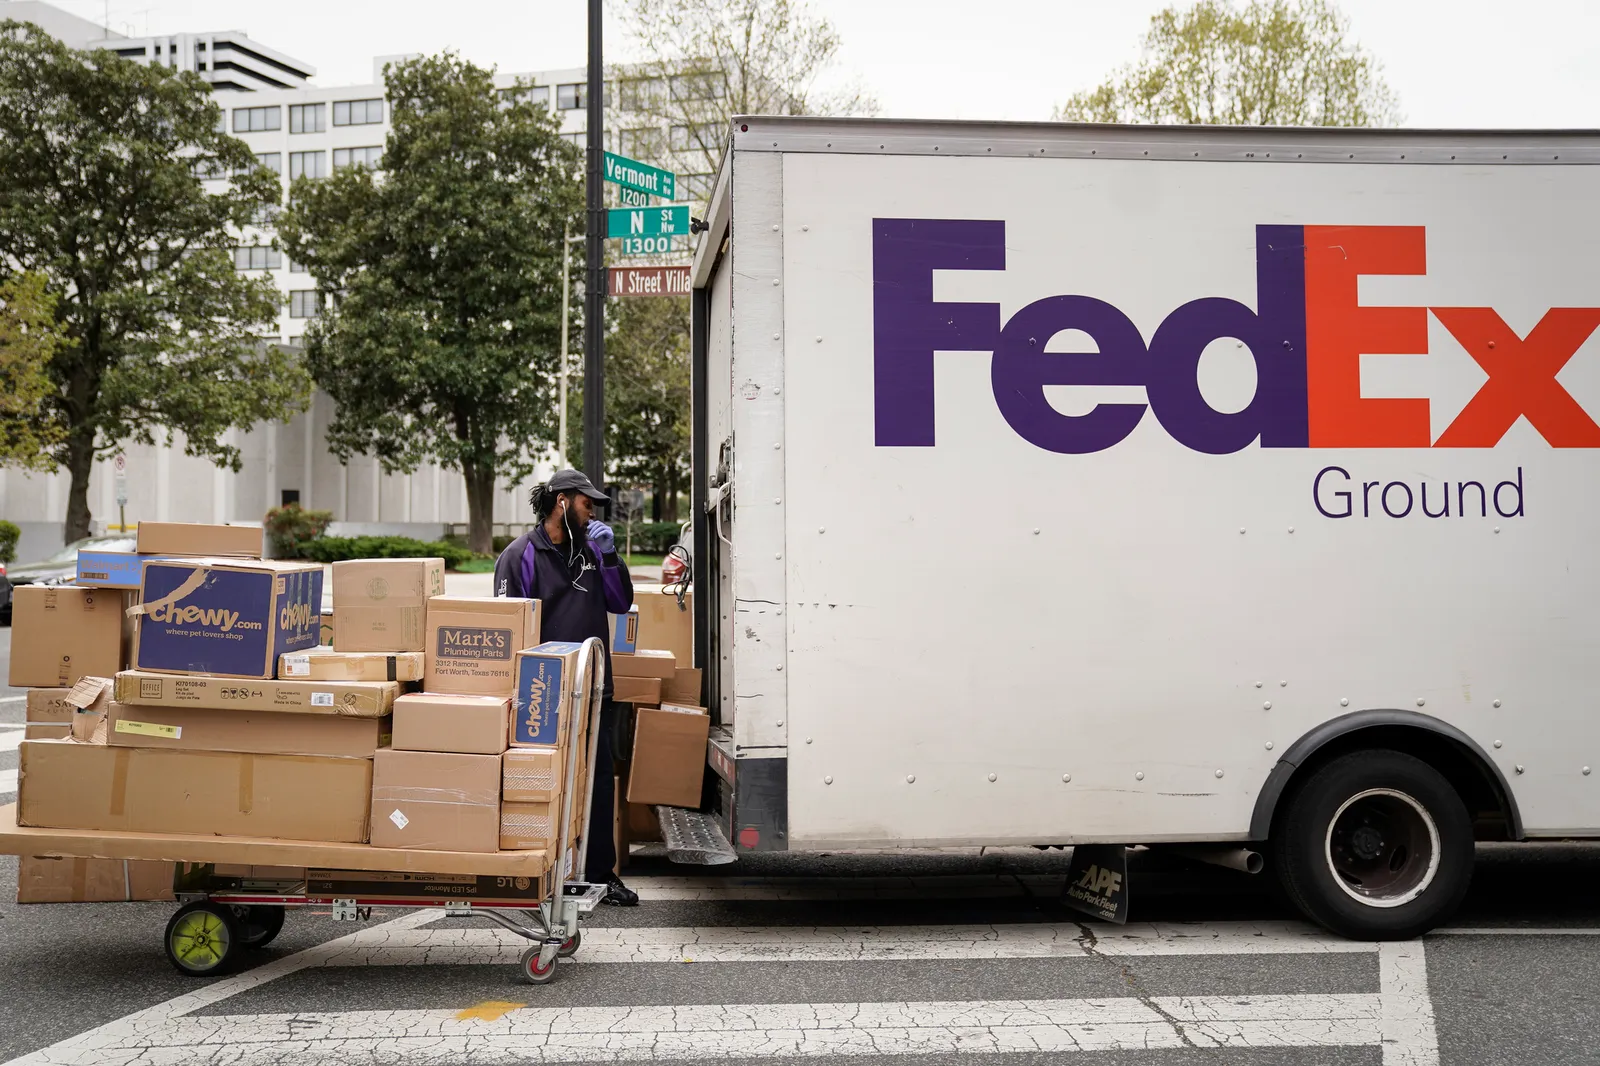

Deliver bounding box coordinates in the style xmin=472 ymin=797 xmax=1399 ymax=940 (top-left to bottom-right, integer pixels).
xmin=289 ymin=290 xmax=321 ymax=318
xmin=556 ymin=83 xmax=586 ymax=110
xmin=289 ymin=151 xmax=327 ymax=180
xmin=233 ymin=106 xmax=281 ymax=132
xmin=234 ymin=245 xmax=282 ymax=270
xmin=560 ymin=130 xmax=586 ymax=150
xmin=497 ymin=85 xmax=550 ymax=109
xmin=191 ymin=157 xmax=227 ymax=180
xmin=253 ymin=152 xmax=282 ymax=175
xmin=289 ymin=103 xmax=326 ymax=134
xmin=289 ymin=259 xmax=308 ymax=273
xmin=679 ymin=172 xmax=716 ymax=202
xmin=333 ymin=98 xmax=384 ymax=126
xmin=668 ymin=72 xmax=724 ymax=101
xmin=617 ymin=128 xmax=663 ymax=159
xmin=333 ymin=145 xmax=382 ymax=170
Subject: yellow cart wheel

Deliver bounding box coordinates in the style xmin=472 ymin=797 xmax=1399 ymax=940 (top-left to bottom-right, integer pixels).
xmin=164 ymin=902 xmax=241 ymax=977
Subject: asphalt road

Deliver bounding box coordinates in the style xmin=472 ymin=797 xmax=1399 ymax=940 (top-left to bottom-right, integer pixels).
xmin=2 ymin=626 xmax=1599 ymax=1064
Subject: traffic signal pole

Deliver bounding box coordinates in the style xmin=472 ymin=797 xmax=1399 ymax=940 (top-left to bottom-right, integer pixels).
xmin=582 ymin=0 xmax=606 ymax=490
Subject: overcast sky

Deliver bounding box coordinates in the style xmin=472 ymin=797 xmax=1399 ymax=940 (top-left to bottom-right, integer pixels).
xmin=48 ymin=0 xmax=1600 ymax=128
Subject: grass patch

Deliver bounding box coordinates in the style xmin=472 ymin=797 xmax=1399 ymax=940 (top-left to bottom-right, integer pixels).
xmin=624 ymin=553 xmax=665 ymax=568
xmin=454 ymin=556 xmax=498 ymax=573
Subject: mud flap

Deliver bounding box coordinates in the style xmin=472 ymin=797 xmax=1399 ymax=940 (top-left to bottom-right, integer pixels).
xmin=1061 ymin=844 xmax=1130 ymax=924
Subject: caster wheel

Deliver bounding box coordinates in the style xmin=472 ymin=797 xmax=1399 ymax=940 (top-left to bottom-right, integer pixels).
xmin=231 ymin=905 xmax=286 ymax=949
xmin=165 ymin=902 xmax=242 ymax=976
xmin=519 ymin=943 xmax=560 ymax=985
xmin=558 ymin=930 xmax=581 ymax=958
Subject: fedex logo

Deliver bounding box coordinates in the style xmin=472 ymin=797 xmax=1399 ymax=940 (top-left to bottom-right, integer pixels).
xmin=873 ymin=219 xmax=1600 ymax=454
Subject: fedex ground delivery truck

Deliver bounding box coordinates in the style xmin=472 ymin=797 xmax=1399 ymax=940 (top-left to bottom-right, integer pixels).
xmin=682 ymin=117 xmax=1600 ymax=939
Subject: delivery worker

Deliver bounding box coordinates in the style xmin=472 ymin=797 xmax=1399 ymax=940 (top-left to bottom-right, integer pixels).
xmin=493 ymin=469 xmax=639 ymax=906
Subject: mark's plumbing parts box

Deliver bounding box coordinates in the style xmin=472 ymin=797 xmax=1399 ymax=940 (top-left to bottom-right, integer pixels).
xmin=131 ymin=559 xmax=322 ymax=678
xmin=332 ymin=558 xmax=445 ymax=653
xmin=512 ymin=642 xmax=585 ymax=747
xmin=424 ymin=597 xmax=540 ymax=697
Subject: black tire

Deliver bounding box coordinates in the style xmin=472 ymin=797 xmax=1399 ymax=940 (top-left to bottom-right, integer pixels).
xmin=231 ymin=905 xmax=286 ymax=949
xmin=1274 ymin=749 xmax=1472 ymax=939
xmin=164 ymin=902 xmax=242 ymax=976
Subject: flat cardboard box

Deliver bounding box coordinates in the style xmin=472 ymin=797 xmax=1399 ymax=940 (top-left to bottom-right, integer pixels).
xmin=636 ymin=588 xmax=693 ymax=665
xmin=18 ymin=740 xmax=372 ymax=843
xmin=611 ymin=649 xmax=676 ymax=681
xmin=370 ymin=749 xmax=501 ymax=853
xmin=104 ymin=703 xmax=389 ymax=759
xmin=63 ymin=676 xmax=116 ymax=742
xmin=499 ymin=801 xmax=556 ymax=851
xmin=627 ymin=706 xmax=710 ymax=808
xmin=611 ymin=607 xmax=639 ymax=654
xmin=8 ymin=586 xmax=124 ymax=688
xmin=24 ymin=688 xmax=74 ymax=740
xmin=17 ymin=856 xmax=175 ymax=903
xmin=114 ymin=670 xmax=398 ymax=718
xmin=503 ymin=746 xmax=562 ymax=803
xmin=332 ymin=558 xmax=445 ymax=653
xmin=391 ymin=693 xmax=508 ymax=755
xmin=279 ymin=647 xmax=425 ymax=683
xmin=663 ymin=667 xmax=703 ymax=706
xmin=425 ymin=597 xmax=540 ymax=697
xmin=135 ymin=522 xmax=262 ymax=558
xmin=613 ymin=675 xmax=662 ymax=704
xmin=131 ymin=558 xmax=322 ymax=678
xmin=75 ymin=551 xmax=171 ymax=590
xmin=511 ymin=643 xmax=585 ymax=747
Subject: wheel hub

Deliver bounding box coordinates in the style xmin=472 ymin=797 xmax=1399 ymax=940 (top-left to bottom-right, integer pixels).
xmin=1349 ymin=825 xmax=1385 ymax=860
xmin=1324 ymin=787 xmax=1442 ymax=909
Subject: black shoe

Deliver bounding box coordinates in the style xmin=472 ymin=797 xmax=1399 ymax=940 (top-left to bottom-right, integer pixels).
xmin=602 ymin=875 xmax=639 ymax=907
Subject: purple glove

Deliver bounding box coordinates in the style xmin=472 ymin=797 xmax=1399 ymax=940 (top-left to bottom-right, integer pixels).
xmin=587 ymin=519 xmax=616 ymax=555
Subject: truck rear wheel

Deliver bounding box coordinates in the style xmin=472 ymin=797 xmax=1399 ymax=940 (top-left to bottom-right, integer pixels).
xmin=1274 ymin=749 xmax=1472 ymax=939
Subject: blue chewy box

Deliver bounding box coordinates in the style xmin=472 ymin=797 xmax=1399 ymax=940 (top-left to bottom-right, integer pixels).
xmin=513 ymin=642 xmax=585 ymax=746
xmin=134 ymin=559 xmax=323 ymax=678
xmin=611 ymin=607 xmax=639 ymax=654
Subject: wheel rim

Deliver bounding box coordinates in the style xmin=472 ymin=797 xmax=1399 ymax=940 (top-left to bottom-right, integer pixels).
xmin=171 ymin=911 xmax=230 ymax=970
xmin=529 ymin=953 xmax=553 ymax=976
xmin=1324 ymin=787 xmax=1441 ymax=908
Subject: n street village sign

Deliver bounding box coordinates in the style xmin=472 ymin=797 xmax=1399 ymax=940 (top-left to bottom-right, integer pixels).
xmin=609 ymin=265 xmax=691 ymax=297
xmin=607 ymin=205 xmax=691 ymax=239
xmin=603 ymin=152 xmax=676 ymax=201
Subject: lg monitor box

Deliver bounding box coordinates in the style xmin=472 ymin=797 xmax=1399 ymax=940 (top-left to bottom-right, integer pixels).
xmin=511 ymin=642 xmax=586 ymax=748
xmin=332 ymin=558 xmax=445 ymax=653
xmin=424 ymin=597 xmax=540 ymax=697
xmin=131 ymin=559 xmax=323 ymax=679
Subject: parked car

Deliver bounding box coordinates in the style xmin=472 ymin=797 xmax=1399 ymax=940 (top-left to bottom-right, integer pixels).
xmin=660 ymin=520 xmax=691 ymax=586
xmin=6 ymin=533 xmax=137 ymax=587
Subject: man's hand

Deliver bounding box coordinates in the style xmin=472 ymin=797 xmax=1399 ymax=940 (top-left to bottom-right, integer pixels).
xmin=587 ymin=520 xmax=616 ymax=555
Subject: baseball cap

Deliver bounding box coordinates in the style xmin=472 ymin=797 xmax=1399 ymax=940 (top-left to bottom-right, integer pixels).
xmin=547 ymin=469 xmax=610 ymax=502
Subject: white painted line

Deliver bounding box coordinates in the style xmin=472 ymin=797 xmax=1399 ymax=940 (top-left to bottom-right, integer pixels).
xmin=0 ymin=696 xmax=25 ymax=708
xmin=0 ymin=721 xmax=25 ymax=730
xmin=0 ymin=730 xmax=23 ymax=752
xmin=1378 ymin=941 xmax=1438 ymax=1066
xmin=0 ymin=768 xmax=16 ymax=795
xmin=315 ymin=920 xmax=1373 ymax=968
xmin=9 ymin=994 xmax=1385 ymax=1064
xmin=627 ymin=873 xmax=1064 ymax=901
xmin=1431 ymin=927 xmax=1600 ymax=936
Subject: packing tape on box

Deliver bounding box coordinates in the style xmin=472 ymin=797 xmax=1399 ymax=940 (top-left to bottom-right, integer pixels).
xmin=238 ymin=754 xmax=254 ymax=814
xmin=124 ymin=566 xmax=210 ymax=618
xmin=375 ymin=786 xmax=498 ymax=805
xmin=123 ymin=859 xmax=131 ymax=901
xmin=109 ymin=748 xmax=131 ymax=817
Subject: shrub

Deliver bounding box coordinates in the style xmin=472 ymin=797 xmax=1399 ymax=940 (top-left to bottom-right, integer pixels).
xmin=614 ymin=520 xmax=684 ymax=554
xmin=0 ymin=520 xmax=19 ymax=564
xmin=299 ymin=535 xmax=475 ymax=570
xmin=264 ymin=503 xmax=334 ymax=558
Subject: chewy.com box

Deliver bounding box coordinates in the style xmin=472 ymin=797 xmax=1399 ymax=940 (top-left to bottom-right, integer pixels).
xmin=512 ymin=642 xmax=586 ymax=747
xmin=132 ymin=559 xmax=323 ymax=678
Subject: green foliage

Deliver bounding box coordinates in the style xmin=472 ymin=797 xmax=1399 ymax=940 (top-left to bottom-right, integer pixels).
xmin=0 ymin=519 xmax=19 ymax=564
xmin=0 ymin=21 xmax=310 ymax=542
xmin=1055 ymin=0 xmax=1399 ymax=127
xmin=300 ymin=535 xmax=475 ymax=570
xmin=264 ymin=502 xmax=334 ymax=558
xmin=278 ymin=53 xmax=583 ymax=554
xmin=603 ymin=296 xmax=692 ymax=522
xmin=614 ymin=521 xmax=684 ymax=554
xmin=0 ymin=272 xmax=64 ymax=470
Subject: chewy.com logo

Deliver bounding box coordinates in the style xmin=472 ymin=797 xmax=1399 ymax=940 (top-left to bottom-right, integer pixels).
xmin=872 ymin=219 xmax=1600 ymax=455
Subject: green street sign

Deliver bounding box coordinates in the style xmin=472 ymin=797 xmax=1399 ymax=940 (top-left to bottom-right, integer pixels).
xmin=618 ymin=235 xmax=678 ymax=255
xmin=607 ymin=205 xmax=690 ymax=239
xmin=603 ymin=152 xmax=676 ymax=200
xmin=617 ymin=187 xmax=652 ymax=207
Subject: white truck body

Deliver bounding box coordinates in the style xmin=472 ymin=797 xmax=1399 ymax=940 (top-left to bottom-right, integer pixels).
xmin=689 ymin=117 xmax=1600 ymax=855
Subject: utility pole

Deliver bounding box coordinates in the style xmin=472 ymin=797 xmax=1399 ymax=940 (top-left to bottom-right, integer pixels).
xmin=558 ymin=226 xmax=570 ymax=471
xmin=582 ymin=0 xmax=606 ymax=493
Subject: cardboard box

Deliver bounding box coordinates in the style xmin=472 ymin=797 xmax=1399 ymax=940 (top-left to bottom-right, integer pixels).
xmin=637 ymin=588 xmax=693 ymax=665
xmin=663 ymin=667 xmax=703 ymax=706
xmin=332 ymin=558 xmax=445 ymax=653
xmin=24 ymin=688 xmax=74 ymax=740
xmin=75 ymin=551 xmax=171 ymax=590
xmin=115 ymin=670 xmax=398 ymax=718
xmin=613 ymin=675 xmax=662 ymax=704
xmin=279 ymin=647 xmax=425 ymax=683
xmin=135 ymin=522 xmax=262 ymax=558
xmin=499 ymin=801 xmax=556 ymax=851
xmin=627 ymin=706 xmax=710 ymax=808
xmin=611 ymin=607 xmax=639 ymax=654
xmin=18 ymin=740 xmax=372 ymax=843
xmin=370 ymin=749 xmax=500 ymax=852
xmin=17 ymin=857 xmax=175 ymax=903
xmin=425 ymin=597 xmax=540 ymax=697
xmin=131 ymin=559 xmax=322 ymax=678
xmin=627 ymin=802 xmax=663 ymax=843
xmin=63 ymin=676 xmax=115 ymax=743
xmin=320 ymin=613 xmax=336 ymax=646
xmin=391 ymin=693 xmax=509 ymax=755
xmin=8 ymin=586 xmax=124 ymax=688
xmin=511 ymin=642 xmax=586 ymax=747
xmin=612 ymin=649 xmax=676 ymax=681
xmin=503 ymin=746 xmax=562 ymax=803
xmin=103 ymin=703 xmax=389 ymax=758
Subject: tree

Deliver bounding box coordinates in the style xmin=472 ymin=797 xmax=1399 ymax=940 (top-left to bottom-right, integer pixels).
xmin=615 ymin=0 xmax=877 ymax=194
xmin=0 ymin=21 xmax=308 ymax=542
xmin=1055 ymin=0 xmax=1399 ymax=127
xmin=0 ymin=272 xmax=66 ymax=470
xmin=605 ymin=295 xmax=691 ymax=521
xmin=278 ymin=53 xmax=582 ymax=554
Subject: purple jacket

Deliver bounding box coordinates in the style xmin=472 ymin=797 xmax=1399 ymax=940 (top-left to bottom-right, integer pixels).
xmin=493 ymin=524 xmax=633 ymax=698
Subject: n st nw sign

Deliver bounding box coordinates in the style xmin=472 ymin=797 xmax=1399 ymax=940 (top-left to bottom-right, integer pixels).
xmin=608 ymin=265 xmax=691 ymax=297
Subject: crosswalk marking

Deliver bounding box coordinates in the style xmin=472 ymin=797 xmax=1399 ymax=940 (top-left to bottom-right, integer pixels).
xmin=0 ymin=730 xmax=25 ymax=753
xmin=0 ymin=768 xmax=17 ymax=796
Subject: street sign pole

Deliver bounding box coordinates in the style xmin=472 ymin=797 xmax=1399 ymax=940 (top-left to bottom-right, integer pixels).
xmin=583 ymin=0 xmax=605 ymax=491
xmin=113 ymin=453 xmax=128 ymax=532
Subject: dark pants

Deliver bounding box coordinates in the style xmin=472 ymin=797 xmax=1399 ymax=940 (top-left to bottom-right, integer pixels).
xmin=582 ymin=699 xmax=618 ymax=883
